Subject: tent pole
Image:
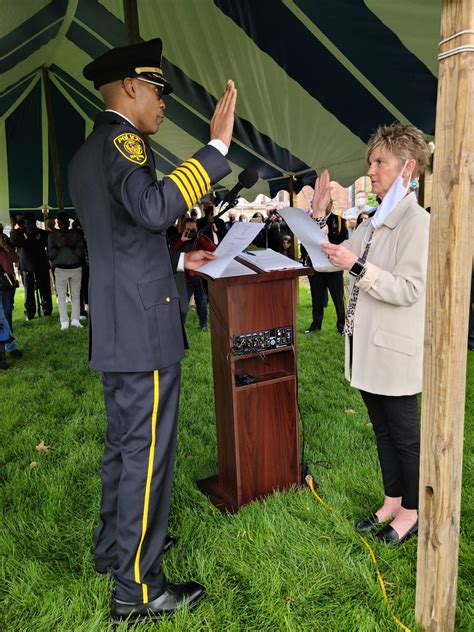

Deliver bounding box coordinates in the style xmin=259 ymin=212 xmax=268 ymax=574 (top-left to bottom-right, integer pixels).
xmin=42 ymin=67 xmax=64 ymax=214
xmin=288 ymin=175 xmax=300 ymax=303
xmin=416 ymin=1 xmax=473 ymax=630
xmin=418 ymin=149 xmax=433 ymax=210
xmin=123 ymin=0 xmax=140 ymax=45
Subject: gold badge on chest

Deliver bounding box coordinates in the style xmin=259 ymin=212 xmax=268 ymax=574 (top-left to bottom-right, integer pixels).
xmin=113 ymin=133 xmax=147 ymax=165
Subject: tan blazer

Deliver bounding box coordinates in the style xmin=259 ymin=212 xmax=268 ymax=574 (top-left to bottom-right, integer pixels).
xmin=344 ymin=192 xmax=430 ymax=396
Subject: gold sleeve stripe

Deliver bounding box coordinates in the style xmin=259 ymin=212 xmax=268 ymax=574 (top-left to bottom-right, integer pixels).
xmin=172 ymin=169 xmax=197 ymax=206
xmin=187 ymin=158 xmax=211 ymax=191
xmin=175 ymin=165 xmax=202 ymax=200
xmin=134 ymin=370 xmax=160 ymax=604
xmin=176 ymin=165 xmax=202 ymax=199
xmin=181 ymin=160 xmax=206 ymax=195
xmin=167 ymin=173 xmax=193 ymax=208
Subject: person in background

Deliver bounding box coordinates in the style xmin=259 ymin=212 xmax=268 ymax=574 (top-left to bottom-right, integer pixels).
xmin=316 ymin=123 xmax=431 ymax=545
xmin=72 ymin=218 xmax=89 ymax=320
xmin=225 ymin=210 xmax=237 ymax=231
xmin=10 ymin=216 xmax=52 ymax=320
xmin=265 ymin=210 xmax=290 ymax=252
xmin=305 ymin=186 xmax=348 ymax=335
xmin=172 ymin=218 xmax=216 ymax=331
xmin=279 ymin=235 xmax=294 ymax=258
xmin=48 ymin=212 xmax=85 ymax=330
xmin=0 ymin=223 xmax=22 ymax=363
xmin=238 ymin=213 xmax=248 ymax=222
xmin=250 ymin=212 xmax=266 ymax=248
xmin=197 ymin=204 xmax=227 ymax=244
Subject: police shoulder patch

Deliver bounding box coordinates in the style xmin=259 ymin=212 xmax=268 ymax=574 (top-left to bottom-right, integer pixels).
xmin=113 ymin=132 xmax=147 ymax=165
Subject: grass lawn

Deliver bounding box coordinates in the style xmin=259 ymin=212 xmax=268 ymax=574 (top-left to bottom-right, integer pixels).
xmin=1 ymin=285 xmax=472 ymax=631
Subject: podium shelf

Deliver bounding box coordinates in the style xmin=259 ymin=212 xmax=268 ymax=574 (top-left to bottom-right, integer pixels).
xmin=235 ymin=371 xmax=293 ymax=389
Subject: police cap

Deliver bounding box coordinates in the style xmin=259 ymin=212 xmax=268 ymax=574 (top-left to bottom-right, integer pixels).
xmin=83 ymin=38 xmax=173 ymax=95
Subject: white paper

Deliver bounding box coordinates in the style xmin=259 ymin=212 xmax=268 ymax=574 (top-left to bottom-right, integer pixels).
xmin=198 ymin=222 xmax=263 ymax=278
xmin=278 ymin=207 xmax=338 ymax=272
xmin=220 ymin=259 xmax=257 ymax=277
xmin=238 ymin=249 xmax=304 ymax=272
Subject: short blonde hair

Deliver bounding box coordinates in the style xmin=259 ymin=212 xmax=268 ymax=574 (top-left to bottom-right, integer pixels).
xmin=366 ymin=123 xmax=430 ymax=178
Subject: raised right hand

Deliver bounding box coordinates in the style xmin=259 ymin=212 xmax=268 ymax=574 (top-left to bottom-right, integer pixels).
xmin=311 ymin=169 xmax=331 ymax=218
xmin=210 ymin=80 xmax=237 ymax=149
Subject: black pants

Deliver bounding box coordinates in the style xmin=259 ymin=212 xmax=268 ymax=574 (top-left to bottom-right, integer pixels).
xmin=95 ymin=364 xmax=181 ymax=603
xmin=22 ymin=269 xmax=52 ymax=319
xmin=308 ymin=270 xmax=345 ymax=332
xmin=360 ymin=390 xmax=420 ymax=510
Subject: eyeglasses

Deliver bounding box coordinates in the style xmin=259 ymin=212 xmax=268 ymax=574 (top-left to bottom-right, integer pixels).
xmin=136 ymin=77 xmax=164 ymax=98
xmin=123 ymin=77 xmax=164 ymax=99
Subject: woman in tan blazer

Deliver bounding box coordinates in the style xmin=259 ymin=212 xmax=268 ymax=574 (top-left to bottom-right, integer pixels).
xmin=313 ymin=123 xmax=431 ymax=545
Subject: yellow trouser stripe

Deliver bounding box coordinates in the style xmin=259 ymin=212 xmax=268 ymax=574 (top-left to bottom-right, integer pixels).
xmin=168 ymin=173 xmax=192 ymax=208
xmin=181 ymin=160 xmax=206 ymax=195
xmin=175 ymin=166 xmax=200 ymax=200
xmin=134 ymin=370 xmax=160 ymax=603
xmin=187 ymin=158 xmax=211 ymax=191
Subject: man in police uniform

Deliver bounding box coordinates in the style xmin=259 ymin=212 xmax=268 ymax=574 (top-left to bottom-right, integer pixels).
xmin=68 ymin=38 xmax=236 ymax=622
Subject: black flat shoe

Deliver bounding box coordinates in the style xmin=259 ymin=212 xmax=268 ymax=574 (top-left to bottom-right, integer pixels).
xmin=375 ymin=520 xmax=418 ymax=545
xmin=96 ymin=535 xmax=177 ymax=575
xmin=355 ymin=513 xmax=380 ymax=534
xmin=110 ymin=581 xmax=205 ymax=622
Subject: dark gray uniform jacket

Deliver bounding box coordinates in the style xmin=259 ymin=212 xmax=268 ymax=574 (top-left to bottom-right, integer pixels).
xmin=68 ymin=111 xmax=230 ymax=372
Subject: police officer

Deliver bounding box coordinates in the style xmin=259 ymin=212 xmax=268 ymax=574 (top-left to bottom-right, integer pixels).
xmin=68 ymin=38 xmax=236 ymax=623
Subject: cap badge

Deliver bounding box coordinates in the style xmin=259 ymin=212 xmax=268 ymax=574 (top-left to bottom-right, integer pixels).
xmin=113 ymin=132 xmax=147 ymax=165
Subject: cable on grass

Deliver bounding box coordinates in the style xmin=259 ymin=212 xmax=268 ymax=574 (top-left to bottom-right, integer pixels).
xmin=305 ymin=475 xmax=412 ymax=632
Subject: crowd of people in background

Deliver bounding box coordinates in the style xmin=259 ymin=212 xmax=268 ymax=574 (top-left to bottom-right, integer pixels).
xmin=1 ymin=192 xmax=473 ymax=369
xmin=0 ymin=212 xmax=90 ymax=369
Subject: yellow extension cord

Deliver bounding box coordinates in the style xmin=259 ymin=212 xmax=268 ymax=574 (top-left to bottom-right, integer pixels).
xmin=305 ymin=475 xmax=412 ymax=632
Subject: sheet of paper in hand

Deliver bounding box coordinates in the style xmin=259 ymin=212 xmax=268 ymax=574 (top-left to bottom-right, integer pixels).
xmin=278 ymin=207 xmax=338 ymax=272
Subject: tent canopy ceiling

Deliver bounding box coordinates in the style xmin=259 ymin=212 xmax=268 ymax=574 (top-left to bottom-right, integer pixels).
xmin=0 ymin=0 xmax=441 ymax=222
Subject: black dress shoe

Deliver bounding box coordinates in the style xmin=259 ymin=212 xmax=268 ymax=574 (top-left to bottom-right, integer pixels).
xmin=96 ymin=535 xmax=177 ymax=575
xmin=110 ymin=581 xmax=205 ymax=622
xmin=375 ymin=520 xmax=418 ymax=545
xmin=304 ymin=326 xmax=320 ymax=334
xmin=355 ymin=513 xmax=380 ymax=534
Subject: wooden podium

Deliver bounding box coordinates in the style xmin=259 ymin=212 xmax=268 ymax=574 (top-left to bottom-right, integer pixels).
xmin=196 ymin=268 xmax=308 ymax=512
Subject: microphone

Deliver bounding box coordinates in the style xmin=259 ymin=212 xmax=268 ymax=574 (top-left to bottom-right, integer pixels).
xmin=219 ymin=168 xmax=259 ymax=209
xmin=192 ymin=168 xmax=259 ymax=248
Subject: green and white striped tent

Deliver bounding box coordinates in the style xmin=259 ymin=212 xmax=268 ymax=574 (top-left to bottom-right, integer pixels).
xmin=0 ymin=0 xmax=441 ymax=224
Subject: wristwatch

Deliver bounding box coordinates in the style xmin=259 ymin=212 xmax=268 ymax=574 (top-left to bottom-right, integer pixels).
xmin=349 ymin=258 xmax=366 ymax=277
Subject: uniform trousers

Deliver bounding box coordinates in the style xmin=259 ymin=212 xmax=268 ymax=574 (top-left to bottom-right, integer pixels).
xmin=95 ymin=364 xmax=181 ymax=603
xmin=308 ymin=270 xmax=345 ymax=332
xmin=360 ymin=390 xmax=420 ymax=510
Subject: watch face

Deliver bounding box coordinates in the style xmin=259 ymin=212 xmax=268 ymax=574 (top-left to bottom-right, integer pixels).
xmin=350 ymin=260 xmax=365 ymax=276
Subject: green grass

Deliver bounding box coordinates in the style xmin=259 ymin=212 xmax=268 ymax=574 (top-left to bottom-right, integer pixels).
xmin=1 ymin=286 xmax=472 ymax=631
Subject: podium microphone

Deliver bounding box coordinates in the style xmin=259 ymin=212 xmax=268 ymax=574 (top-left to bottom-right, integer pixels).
xmin=193 ymin=168 xmax=259 ymax=248
xmin=218 ymin=168 xmax=259 ymax=213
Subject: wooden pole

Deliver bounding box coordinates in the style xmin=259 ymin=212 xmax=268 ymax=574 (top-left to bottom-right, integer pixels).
xmin=418 ymin=146 xmax=434 ymax=210
xmin=42 ymin=67 xmax=64 ymax=214
xmin=416 ymin=1 xmax=473 ymax=630
xmin=288 ymin=176 xmax=300 ymax=302
xmin=123 ymin=0 xmax=140 ymax=45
